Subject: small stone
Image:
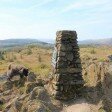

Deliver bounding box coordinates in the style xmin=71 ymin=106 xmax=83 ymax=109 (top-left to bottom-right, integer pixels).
xmin=77 ymin=64 xmax=82 ymax=68
xmin=57 ymin=44 xmax=66 ymax=51
xmin=66 ymin=53 xmax=74 ymax=61
xmin=67 ymin=68 xmax=82 ymax=73
xmin=66 ymin=44 xmax=73 ymax=51
xmin=58 ymin=51 xmax=65 ymax=57
xmin=75 ymin=59 xmax=81 ymax=63
xmin=56 ymin=68 xmax=67 ymax=73
xmin=57 ymin=57 xmax=66 ymax=62
xmin=56 ymin=61 xmax=67 ymax=68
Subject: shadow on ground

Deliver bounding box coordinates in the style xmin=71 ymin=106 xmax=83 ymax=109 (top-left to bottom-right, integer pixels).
xmin=62 ymin=63 xmax=112 ymax=112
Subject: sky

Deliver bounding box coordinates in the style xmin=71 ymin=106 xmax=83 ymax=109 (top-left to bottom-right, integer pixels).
xmin=0 ymin=0 xmax=112 ymax=41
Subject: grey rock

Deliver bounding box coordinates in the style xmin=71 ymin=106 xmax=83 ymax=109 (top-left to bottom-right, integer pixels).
xmin=2 ymin=81 xmax=13 ymax=91
xmin=27 ymin=72 xmax=37 ymax=82
xmin=57 ymin=51 xmax=65 ymax=57
xmin=29 ymin=87 xmax=50 ymax=102
xmin=13 ymin=99 xmax=22 ymax=111
xmin=25 ymin=82 xmax=43 ymax=94
xmin=66 ymin=53 xmax=74 ymax=61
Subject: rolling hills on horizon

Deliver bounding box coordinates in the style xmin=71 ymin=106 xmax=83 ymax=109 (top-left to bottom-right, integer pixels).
xmin=0 ymin=39 xmax=53 ymax=48
xmin=0 ymin=38 xmax=112 ymax=48
xmin=79 ymin=38 xmax=112 ymax=45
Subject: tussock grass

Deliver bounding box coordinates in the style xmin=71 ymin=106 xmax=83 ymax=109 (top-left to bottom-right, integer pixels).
xmin=0 ymin=45 xmax=112 ymax=78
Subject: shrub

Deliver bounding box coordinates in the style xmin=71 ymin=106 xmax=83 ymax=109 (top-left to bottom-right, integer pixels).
xmin=8 ymin=58 xmax=14 ymax=62
xmin=38 ymin=54 xmax=42 ymax=62
xmin=39 ymin=63 xmax=48 ymax=69
xmin=20 ymin=54 xmax=23 ymax=59
xmin=0 ymin=105 xmax=4 ymax=111
xmin=7 ymin=53 xmax=16 ymax=62
xmin=28 ymin=45 xmax=36 ymax=48
xmin=90 ymin=48 xmax=96 ymax=54
xmin=0 ymin=51 xmax=5 ymax=60
xmin=26 ymin=48 xmax=32 ymax=55
xmin=13 ymin=55 xmax=17 ymax=60
xmin=98 ymin=58 xmax=106 ymax=62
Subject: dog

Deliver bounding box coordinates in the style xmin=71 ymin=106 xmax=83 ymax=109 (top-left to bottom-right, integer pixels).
xmin=7 ymin=64 xmax=29 ymax=81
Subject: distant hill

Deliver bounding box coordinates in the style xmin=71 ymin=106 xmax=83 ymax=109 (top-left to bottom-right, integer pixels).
xmin=0 ymin=39 xmax=53 ymax=48
xmin=44 ymin=38 xmax=112 ymax=46
xmin=79 ymin=38 xmax=112 ymax=46
xmin=0 ymin=38 xmax=112 ymax=49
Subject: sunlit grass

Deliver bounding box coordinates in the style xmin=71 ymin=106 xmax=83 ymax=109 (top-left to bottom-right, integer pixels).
xmin=0 ymin=46 xmax=112 ymax=77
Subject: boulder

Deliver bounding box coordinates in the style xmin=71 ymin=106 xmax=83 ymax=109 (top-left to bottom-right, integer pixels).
xmin=2 ymin=81 xmax=13 ymax=91
xmin=101 ymin=64 xmax=112 ymax=110
xmin=25 ymin=82 xmax=43 ymax=94
xmin=29 ymin=87 xmax=50 ymax=102
xmin=3 ymin=97 xmax=18 ymax=112
xmin=4 ymin=99 xmax=22 ymax=112
xmin=108 ymin=55 xmax=112 ymax=61
xmin=13 ymin=99 xmax=22 ymax=111
xmin=22 ymin=100 xmax=50 ymax=112
xmin=27 ymin=72 xmax=37 ymax=82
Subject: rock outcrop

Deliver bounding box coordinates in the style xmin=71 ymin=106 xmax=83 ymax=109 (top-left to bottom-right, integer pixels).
xmin=83 ymin=62 xmax=112 ymax=111
xmin=27 ymin=72 xmax=37 ymax=82
xmin=0 ymin=74 xmax=63 ymax=112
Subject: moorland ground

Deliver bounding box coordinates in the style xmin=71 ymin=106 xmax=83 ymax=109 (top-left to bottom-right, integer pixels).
xmin=0 ymin=45 xmax=112 ymax=77
xmin=0 ymin=45 xmax=112 ymax=112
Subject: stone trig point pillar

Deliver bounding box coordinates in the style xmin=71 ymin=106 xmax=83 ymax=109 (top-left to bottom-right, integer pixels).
xmin=51 ymin=30 xmax=84 ymax=100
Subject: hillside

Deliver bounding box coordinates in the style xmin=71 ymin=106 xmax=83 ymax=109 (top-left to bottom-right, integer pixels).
xmin=79 ymin=38 xmax=112 ymax=45
xmin=0 ymin=38 xmax=112 ymax=48
xmin=0 ymin=45 xmax=112 ymax=111
xmin=0 ymin=39 xmax=53 ymax=48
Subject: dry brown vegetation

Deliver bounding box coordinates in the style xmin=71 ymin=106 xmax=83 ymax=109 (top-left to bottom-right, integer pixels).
xmin=0 ymin=45 xmax=52 ymax=78
xmin=0 ymin=45 xmax=112 ymax=77
xmin=1 ymin=45 xmax=112 ymax=112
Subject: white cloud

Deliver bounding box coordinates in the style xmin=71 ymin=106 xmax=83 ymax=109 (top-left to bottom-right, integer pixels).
xmin=24 ymin=0 xmax=55 ymax=11
xmin=0 ymin=0 xmax=112 ymax=40
xmin=60 ymin=0 xmax=111 ymax=13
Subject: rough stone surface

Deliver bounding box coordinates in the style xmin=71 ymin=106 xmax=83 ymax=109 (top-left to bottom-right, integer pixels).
xmin=51 ymin=30 xmax=84 ymax=100
xmin=82 ymin=62 xmax=112 ymax=111
xmin=29 ymin=87 xmax=50 ymax=101
xmin=22 ymin=100 xmax=50 ymax=112
xmin=13 ymin=99 xmax=22 ymax=111
xmin=2 ymin=81 xmax=13 ymax=91
xmin=27 ymin=72 xmax=37 ymax=82
xmin=25 ymin=82 xmax=43 ymax=94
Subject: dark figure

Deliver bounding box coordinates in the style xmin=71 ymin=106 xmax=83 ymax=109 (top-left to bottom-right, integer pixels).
xmin=7 ymin=64 xmax=29 ymax=81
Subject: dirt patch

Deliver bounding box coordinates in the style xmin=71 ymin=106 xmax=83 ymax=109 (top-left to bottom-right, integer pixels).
xmin=62 ymin=99 xmax=98 ymax=112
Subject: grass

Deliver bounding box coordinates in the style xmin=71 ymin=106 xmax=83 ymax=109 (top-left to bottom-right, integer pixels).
xmin=0 ymin=105 xmax=4 ymax=111
xmin=0 ymin=46 xmax=52 ymax=77
xmin=0 ymin=45 xmax=112 ymax=77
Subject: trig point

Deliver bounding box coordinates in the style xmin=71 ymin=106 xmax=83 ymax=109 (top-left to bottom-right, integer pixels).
xmin=51 ymin=30 xmax=84 ymax=100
